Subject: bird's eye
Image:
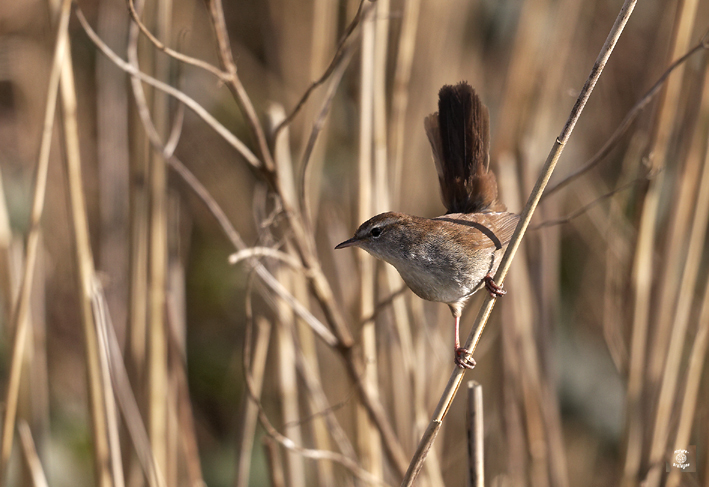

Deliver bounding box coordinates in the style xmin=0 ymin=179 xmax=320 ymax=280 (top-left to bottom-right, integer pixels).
xmin=371 ymin=227 xmax=382 ymax=238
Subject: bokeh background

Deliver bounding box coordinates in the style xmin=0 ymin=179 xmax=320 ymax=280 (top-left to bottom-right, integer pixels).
xmin=0 ymin=0 xmax=708 ymax=486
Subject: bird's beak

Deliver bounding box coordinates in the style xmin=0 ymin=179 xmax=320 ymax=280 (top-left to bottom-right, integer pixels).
xmin=335 ymin=237 xmax=361 ymax=249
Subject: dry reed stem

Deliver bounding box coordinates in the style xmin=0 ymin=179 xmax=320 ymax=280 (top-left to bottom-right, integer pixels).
xmin=666 ymin=270 xmax=709 ymax=487
xmin=389 ymin=0 xmax=420 ymax=203
xmin=401 ymin=1 xmax=637 ymax=483
xmin=58 ymin=29 xmax=118 ymax=486
xmin=264 ymin=437 xmax=286 ymax=487
xmin=467 ymin=382 xmax=484 ymax=487
xmin=275 ymin=269 xmax=307 ymax=487
xmin=646 ymin=19 xmax=704 ymax=391
xmin=229 ymin=247 xmax=305 ymax=270
xmin=146 ymin=0 xmax=173 ymax=475
xmin=623 ymin=1 xmax=699 ymax=483
xmin=125 ymin=0 xmax=150 ymax=387
xmin=357 ymin=3 xmax=384 ymax=480
xmin=91 ymin=283 xmax=126 ymax=487
xmin=645 ymin=56 xmax=709 ymax=486
xmin=0 ymin=0 xmax=71 ymax=479
xmin=17 ymin=421 xmax=48 ymax=487
xmin=94 ymin=280 xmax=166 ymax=487
xmin=235 ymin=317 xmax=271 ymax=487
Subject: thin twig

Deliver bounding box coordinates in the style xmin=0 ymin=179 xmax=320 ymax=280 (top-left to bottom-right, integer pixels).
xmin=534 ymin=175 xmax=649 ymax=229
xmin=126 ymin=0 xmax=229 ymax=81
xmin=204 ymin=0 xmax=275 ymax=173
xmin=273 ymin=0 xmax=368 ymax=139
xmin=299 ymin=40 xmax=358 ymax=228
xmin=92 ymin=279 xmax=167 ymax=487
xmin=401 ymin=1 xmax=638 ymax=484
xmin=544 ymin=30 xmax=709 ymax=198
xmin=75 ymin=7 xmax=263 ymax=170
xmin=229 ymin=247 xmax=305 ymax=271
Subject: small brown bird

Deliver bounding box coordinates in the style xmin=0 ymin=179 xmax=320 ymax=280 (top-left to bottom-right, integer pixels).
xmin=336 ymin=82 xmax=519 ymax=369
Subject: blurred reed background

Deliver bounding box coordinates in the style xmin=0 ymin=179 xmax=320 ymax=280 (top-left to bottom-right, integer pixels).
xmin=0 ymin=0 xmax=708 ymax=486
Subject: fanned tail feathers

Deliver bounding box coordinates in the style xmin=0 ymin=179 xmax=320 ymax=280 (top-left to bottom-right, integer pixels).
xmin=424 ymin=82 xmax=502 ymax=214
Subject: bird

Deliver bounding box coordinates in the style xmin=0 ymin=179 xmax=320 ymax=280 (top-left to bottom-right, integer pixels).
xmin=335 ymin=82 xmax=519 ymax=369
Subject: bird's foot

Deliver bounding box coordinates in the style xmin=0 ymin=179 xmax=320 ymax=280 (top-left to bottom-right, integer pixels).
xmin=455 ymin=348 xmax=476 ymax=370
xmin=484 ymin=274 xmax=506 ymax=298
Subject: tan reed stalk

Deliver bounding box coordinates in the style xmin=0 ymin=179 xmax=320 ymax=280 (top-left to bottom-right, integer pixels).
xmin=235 ymin=317 xmax=272 ymax=487
xmin=58 ymin=24 xmax=118 ymax=487
xmin=389 ymin=0 xmax=420 ymax=204
xmin=273 ymin=104 xmax=336 ymax=485
xmin=96 ymin=0 xmax=130 ymax=349
xmin=268 ymin=107 xmax=307 ymax=487
xmin=622 ymin=2 xmax=700 ymax=484
xmin=645 ymin=54 xmax=709 ymax=487
xmin=264 ymin=437 xmax=286 ymax=487
xmin=146 ymin=0 xmax=173 ymax=476
xmin=356 ymin=3 xmax=383 ymax=479
xmin=18 ymin=421 xmax=48 ymax=487
xmin=0 ymin=169 xmax=14 ymax=323
xmin=298 ymin=0 xmax=337 ymax=221
xmin=276 ymin=270 xmax=307 ymax=487
xmin=498 ymin=154 xmax=552 ymax=487
xmin=493 ymin=0 xmax=549 ymax=160
xmin=0 ymin=1 xmax=70 ymax=480
xmin=373 ymin=0 xmax=414 ymax=452
xmin=645 ymin=0 xmax=703 ymax=390
xmin=402 ymin=1 xmax=638 ymax=483
xmin=126 ymin=0 xmax=150 ymax=400
xmin=95 ymin=281 xmax=166 ymax=487
xmin=665 ymin=271 xmax=709 ymax=487
xmin=466 ymin=382 xmax=484 ymax=487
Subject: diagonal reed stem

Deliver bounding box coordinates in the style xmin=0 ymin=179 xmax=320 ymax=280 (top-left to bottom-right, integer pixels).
xmin=400 ymin=0 xmax=637 ymax=484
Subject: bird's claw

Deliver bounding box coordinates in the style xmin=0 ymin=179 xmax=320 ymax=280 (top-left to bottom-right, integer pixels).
xmin=455 ymin=348 xmax=476 ymax=370
xmin=484 ymin=274 xmax=506 ymax=298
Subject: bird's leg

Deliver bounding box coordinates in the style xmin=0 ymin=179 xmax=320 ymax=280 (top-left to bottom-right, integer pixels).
xmin=454 ymin=315 xmax=476 ymax=369
xmin=484 ymin=273 xmax=506 ymax=297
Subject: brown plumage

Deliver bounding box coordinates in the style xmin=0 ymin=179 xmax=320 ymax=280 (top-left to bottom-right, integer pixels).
xmin=425 ymin=82 xmax=503 ymax=214
xmin=336 ymin=82 xmax=519 ymax=370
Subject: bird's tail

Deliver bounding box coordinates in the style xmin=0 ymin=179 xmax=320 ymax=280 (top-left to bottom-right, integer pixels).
xmin=424 ymin=82 xmax=502 ymax=213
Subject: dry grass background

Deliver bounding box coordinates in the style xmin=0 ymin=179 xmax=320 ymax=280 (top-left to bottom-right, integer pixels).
xmin=0 ymin=0 xmax=708 ymax=486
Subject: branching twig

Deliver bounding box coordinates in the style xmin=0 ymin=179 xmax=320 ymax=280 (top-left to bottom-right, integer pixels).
xmin=544 ymin=30 xmax=709 ymax=198
xmin=76 ymin=7 xmax=262 ymax=170
xmin=534 ymin=175 xmax=649 ymax=229
xmin=299 ymin=40 xmax=358 ymax=227
xmin=272 ymin=0 xmax=369 ymax=139
xmin=401 ymin=0 xmax=638 ymax=484
xmin=127 ymin=0 xmax=229 ymax=81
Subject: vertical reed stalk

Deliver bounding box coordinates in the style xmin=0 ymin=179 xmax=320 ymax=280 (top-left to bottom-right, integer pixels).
xmin=0 ymin=0 xmax=71 ymax=479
